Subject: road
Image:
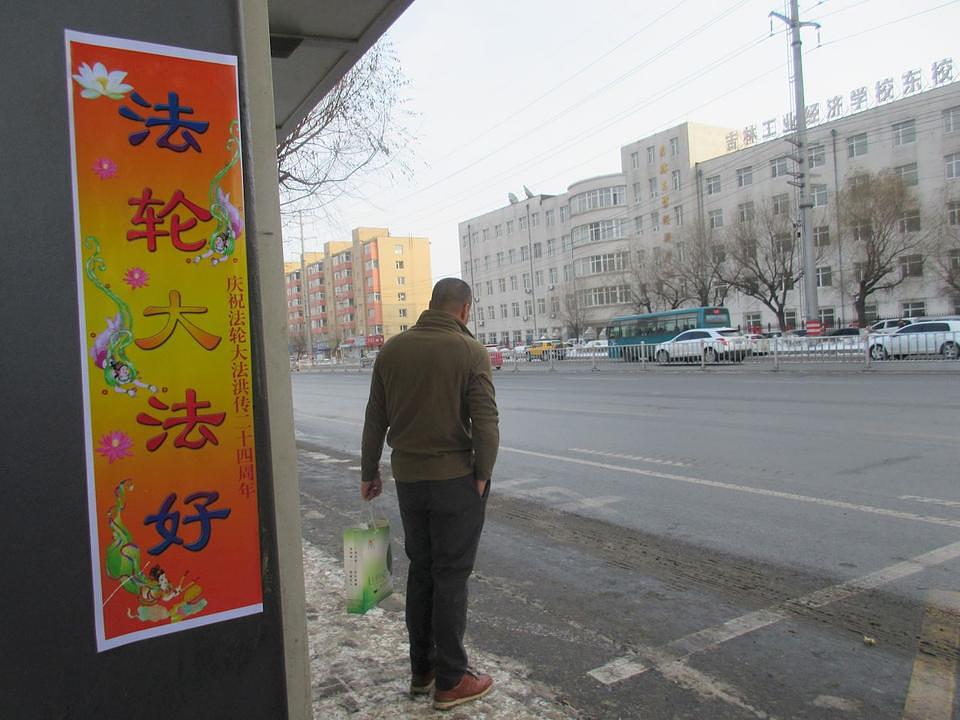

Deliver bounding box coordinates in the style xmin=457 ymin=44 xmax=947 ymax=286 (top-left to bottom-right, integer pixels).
xmin=292 ymin=366 xmax=960 ymax=719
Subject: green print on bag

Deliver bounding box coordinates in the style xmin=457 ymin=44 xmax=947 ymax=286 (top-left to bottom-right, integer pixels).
xmin=343 ymin=518 xmax=393 ymax=614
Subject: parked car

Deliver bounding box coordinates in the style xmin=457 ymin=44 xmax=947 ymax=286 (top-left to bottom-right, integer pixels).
xmin=567 ymin=339 xmax=609 ymax=358
xmin=484 ymin=345 xmax=503 ymax=370
xmin=826 ymin=327 xmax=864 ymax=337
xmin=527 ymin=339 xmax=566 ymax=361
xmin=868 ymin=318 xmax=914 ymax=333
xmin=654 ymin=328 xmax=750 ymax=364
xmin=868 ymin=320 xmax=960 ymax=360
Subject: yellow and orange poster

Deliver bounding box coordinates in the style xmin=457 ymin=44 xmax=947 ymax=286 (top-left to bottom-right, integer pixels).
xmin=65 ymin=31 xmax=262 ymax=651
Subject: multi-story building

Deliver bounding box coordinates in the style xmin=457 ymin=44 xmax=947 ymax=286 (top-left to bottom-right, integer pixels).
xmin=285 ymin=227 xmax=431 ymax=355
xmin=459 ymin=82 xmax=960 ymax=344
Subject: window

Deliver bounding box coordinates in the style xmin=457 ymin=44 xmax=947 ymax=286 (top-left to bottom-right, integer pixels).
xmin=548 ymin=267 xmax=558 ymax=284
xmin=784 ymin=309 xmax=798 ymax=330
xmin=487 ymin=305 xmax=494 ymax=320
xmin=949 ymin=201 xmax=960 ymax=226
xmin=901 ymin=300 xmax=926 ymax=318
xmin=847 ymin=133 xmax=868 ymax=158
xmin=506 ymin=220 xmax=514 ymax=233
xmin=811 ymin=184 xmax=828 ymax=207
xmin=533 ymin=242 xmax=542 ymax=259
xmin=545 ymin=209 xmax=555 ymax=226
xmin=495 ymin=224 xmax=503 ymax=237
xmin=398 ymin=308 xmax=408 ymax=318
xmin=898 ymin=211 xmax=921 ymax=233
xmin=631 ymin=151 xmax=639 ymax=169
xmin=709 ymin=209 xmax=723 ymax=229
xmin=535 ymin=270 xmax=543 ymax=287
xmin=863 ymin=304 xmax=879 ymax=323
xmin=518 ymin=215 xmax=527 ymax=231
xmin=814 ymin=225 xmax=830 ymax=247
xmin=894 ymin=162 xmax=919 ymax=187
xmin=483 ymin=255 xmax=490 ymax=270
xmin=818 ymin=308 xmax=836 ymax=329
xmin=508 ymin=249 xmax=516 ymax=264
xmin=816 ymin=266 xmax=832 ymax=287
xmin=537 ymin=298 xmax=546 ymax=314
xmin=559 ymin=206 xmax=568 ymax=223
xmin=743 ymin=312 xmax=762 ymax=331
xmin=648 ymin=177 xmax=658 ymax=199
xmin=510 ymin=275 xmax=518 ymax=290
xmin=674 ymin=205 xmax=683 ymax=226
xmin=520 ymin=245 xmax=528 ymax=261
xmin=646 ymin=145 xmax=655 ymax=164
xmin=737 ymin=201 xmax=755 ymax=223
xmin=770 ymin=157 xmax=788 ymax=177
xmin=485 ymin=280 xmax=493 ymax=294
xmin=496 ymin=251 xmax=504 ymax=266
xmin=808 ymin=144 xmax=825 ymax=168
xmin=522 ymin=272 xmax=530 ymax=290
xmin=899 ymin=254 xmax=923 ymax=277
xmin=524 ymin=300 xmax=533 ymax=315
xmin=531 ymin=212 xmax=539 ymax=227
xmin=736 ymin=166 xmax=753 ymax=187
xmin=397 ymin=292 xmax=406 ymax=302
xmin=547 ymin=238 xmax=556 ymax=256
xmin=670 ymin=137 xmax=679 ymax=156
xmin=511 ymin=302 xmax=520 ymax=317
xmin=397 ymin=276 xmax=405 ymax=285
xmin=853 ymin=223 xmax=873 ymax=242
xmin=672 ymin=170 xmax=681 ymax=191
xmin=395 ymin=260 xmax=404 ymax=269
xmin=892 ymin=119 xmax=916 ymax=146
xmin=945 ymin=106 xmax=960 ymax=134
xmin=650 ymin=211 xmax=660 ymax=231
xmin=946 ymin=153 xmax=960 ymax=180
xmin=706 ymin=175 xmax=721 ymax=195
xmin=634 ymin=215 xmax=643 ymax=235
xmin=570 ymin=186 xmax=627 ymax=214
xmin=482 ymin=228 xmax=489 ymax=242
xmin=499 ymin=304 xmax=507 ymax=319
xmin=772 ymin=193 xmax=790 ymax=215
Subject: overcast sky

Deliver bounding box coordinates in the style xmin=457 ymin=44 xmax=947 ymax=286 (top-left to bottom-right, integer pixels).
xmin=284 ymin=0 xmax=959 ymax=280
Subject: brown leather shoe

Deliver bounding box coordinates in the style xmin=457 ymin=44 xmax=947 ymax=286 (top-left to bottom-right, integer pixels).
xmin=433 ymin=670 xmax=494 ymax=710
xmin=409 ymin=670 xmax=435 ymax=696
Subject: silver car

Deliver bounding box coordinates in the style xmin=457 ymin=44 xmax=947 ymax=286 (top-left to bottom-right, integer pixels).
xmin=868 ymin=320 xmax=960 ymax=360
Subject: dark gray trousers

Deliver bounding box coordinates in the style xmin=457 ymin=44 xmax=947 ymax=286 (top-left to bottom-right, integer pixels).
xmin=395 ymin=474 xmax=488 ymax=691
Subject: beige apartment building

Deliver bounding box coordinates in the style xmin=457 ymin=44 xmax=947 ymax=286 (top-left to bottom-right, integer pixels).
xmin=459 ymin=81 xmax=960 ymax=344
xmin=285 ymin=227 xmax=431 ymax=355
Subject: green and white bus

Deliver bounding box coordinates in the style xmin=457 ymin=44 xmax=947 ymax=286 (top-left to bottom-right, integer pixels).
xmin=606 ymin=307 xmax=732 ymax=359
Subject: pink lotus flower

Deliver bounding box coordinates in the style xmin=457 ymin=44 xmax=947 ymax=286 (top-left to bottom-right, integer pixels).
xmin=96 ymin=431 xmax=133 ymax=464
xmin=92 ymin=157 xmax=117 ymax=180
xmin=123 ymin=267 xmax=149 ymax=290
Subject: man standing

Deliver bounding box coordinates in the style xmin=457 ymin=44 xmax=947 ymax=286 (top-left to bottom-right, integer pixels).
xmin=360 ymin=278 xmax=499 ymax=711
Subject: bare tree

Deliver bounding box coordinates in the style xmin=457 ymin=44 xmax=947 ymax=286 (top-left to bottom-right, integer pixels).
xmin=289 ymin=332 xmax=306 ymax=359
xmin=561 ymin=284 xmax=588 ymax=340
xmin=658 ymin=221 xmax=729 ymax=308
xmin=276 ymin=39 xmax=414 ymax=219
xmin=718 ymin=200 xmax=803 ymax=332
xmin=928 ymin=191 xmax=960 ymax=307
xmin=838 ymin=171 xmax=929 ymax=326
xmin=623 ymin=258 xmax=656 ymax=314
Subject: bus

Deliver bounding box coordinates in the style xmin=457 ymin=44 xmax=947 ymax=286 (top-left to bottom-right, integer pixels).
xmin=606 ymin=307 xmax=732 ymax=359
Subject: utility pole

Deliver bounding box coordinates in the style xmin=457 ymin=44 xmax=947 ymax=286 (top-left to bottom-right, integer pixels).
xmin=771 ymin=0 xmax=821 ymax=334
xmin=525 ymin=201 xmax=539 ymax=339
xmin=466 ymin=223 xmax=478 ymax=336
xmin=298 ymin=211 xmax=313 ymax=359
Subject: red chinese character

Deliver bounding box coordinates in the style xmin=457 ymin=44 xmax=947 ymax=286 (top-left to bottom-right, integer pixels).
xmin=128 ymin=188 xmax=212 ymax=252
xmin=137 ymin=389 xmax=226 ymax=451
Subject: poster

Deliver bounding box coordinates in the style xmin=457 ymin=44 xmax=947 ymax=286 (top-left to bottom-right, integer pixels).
xmin=65 ymin=30 xmax=262 ymax=651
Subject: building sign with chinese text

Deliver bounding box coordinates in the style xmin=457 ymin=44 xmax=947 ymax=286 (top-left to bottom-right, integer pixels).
xmin=65 ymin=31 xmax=262 ymax=651
xmin=725 ymin=57 xmax=955 ymax=151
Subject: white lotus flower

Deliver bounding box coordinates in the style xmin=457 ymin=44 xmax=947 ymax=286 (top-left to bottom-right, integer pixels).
xmin=73 ymin=61 xmax=133 ymax=100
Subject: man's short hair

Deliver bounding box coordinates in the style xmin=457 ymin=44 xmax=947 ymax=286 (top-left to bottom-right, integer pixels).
xmin=429 ymin=278 xmax=472 ymax=312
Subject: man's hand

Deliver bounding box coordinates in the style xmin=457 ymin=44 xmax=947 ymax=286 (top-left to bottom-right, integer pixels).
xmin=361 ymin=473 xmax=382 ymax=501
xmin=475 ymin=478 xmax=489 ymax=497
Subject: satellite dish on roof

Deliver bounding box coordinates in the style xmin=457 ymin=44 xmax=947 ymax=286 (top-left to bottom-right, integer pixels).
xmin=508 ymin=192 xmax=519 ymax=204
xmin=523 ymin=185 xmax=535 ymax=199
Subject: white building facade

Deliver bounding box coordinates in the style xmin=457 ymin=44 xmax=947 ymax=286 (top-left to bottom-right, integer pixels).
xmin=459 ymin=83 xmax=960 ymax=345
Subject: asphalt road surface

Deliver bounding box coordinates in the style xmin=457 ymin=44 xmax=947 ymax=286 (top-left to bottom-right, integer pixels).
xmin=292 ymin=366 xmax=960 ymax=719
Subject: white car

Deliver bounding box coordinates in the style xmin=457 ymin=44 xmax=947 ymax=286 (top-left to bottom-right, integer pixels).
xmin=868 ymin=320 xmax=960 ymax=360
xmin=655 ymin=328 xmax=750 ymax=364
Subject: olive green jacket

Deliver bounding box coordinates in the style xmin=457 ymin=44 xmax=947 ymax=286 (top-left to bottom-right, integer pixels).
xmin=361 ymin=309 xmax=499 ymax=484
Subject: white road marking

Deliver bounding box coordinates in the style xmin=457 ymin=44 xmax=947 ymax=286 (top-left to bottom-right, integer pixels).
xmin=900 ymin=495 xmax=960 ymax=509
xmin=494 ymin=478 xmax=540 ymax=489
xmin=570 ymin=447 xmax=690 ymax=467
xmin=589 ymin=540 xmax=960 ymax=686
xmin=499 ymin=445 xmax=960 ymax=529
xmin=902 ymin=591 xmax=960 ymax=720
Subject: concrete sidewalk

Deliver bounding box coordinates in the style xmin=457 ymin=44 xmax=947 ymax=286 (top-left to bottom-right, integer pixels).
xmin=302 ymin=538 xmax=580 ymax=719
